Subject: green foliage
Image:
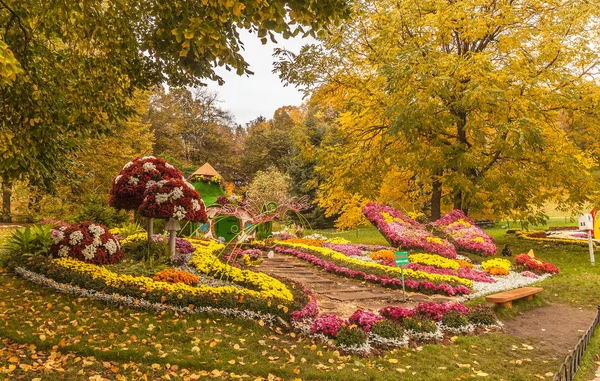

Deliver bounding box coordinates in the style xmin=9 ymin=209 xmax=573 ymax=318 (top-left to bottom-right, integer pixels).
xmin=122 ymin=240 xmax=169 ymax=269
xmin=467 ymin=306 xmax=497 ymax=326
xmin=2 ymin=225 xmax=52 ymax=266
xmin=75 ymin=196 xmax=130 ymax=228
xmin=114 ymin=222 xmax=145 ymax=238
xmin=403 ymin=316 xmax=437 ymax=333
xmin=335 ymin=325 xmax=368 ymax=347
xmin=441 ymin=311 xmax=469 ymax=328
xmin=370 ymin=319 xmax=404 ymax=339
xmin=247 ymin=166 xmax=292 ymax=204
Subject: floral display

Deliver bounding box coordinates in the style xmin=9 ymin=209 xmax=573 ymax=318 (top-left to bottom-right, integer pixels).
xmin=431 ymin=210 xmax=497 ymax=256
xmin=515 ymin=229 xmax=597 ymax=246
xmin=414 ymin=302 xmax=469 ymax=321
xmin=362 ymin=202 xmax=457 ymax=258
xmin=121 ymin=233 xmax=196 ymax=255
xmin=215 ymin=195 xmax=229 ymax=205
xmin=378 ymin=305 xmax=416 ymax=321
xmin=481 ymin=258 xmax=511 ymax=276
xmin=189 ymin=174 xmax=223 ymax=184
xmin=270 ymin=245 xmax=471 ymax=296
xmin=283 ymin=238 xmax=324 ymax=247
xmin=327 ymin=237 xmax=351 ymax=244
xmin=189 ymin=240 xmax=294 ymax=301
xmin=309 ymin=314 xmax=347 ymax=338
xmin=322 ymin=242 xmax=363 ymax=256
xmin=406 ymin=263 xmax=495 ymax=283
xmin=152 ymin=269 xmax=200 ymax=285
xmin=408 ymin=253 xmax=460 ymax=270
xmin=138 ymin=178 xmax=208 ymax=222
xmin=514 ymin=254 xmax=560 ymax=274
xmin=349 ymin=310 xmax=384 ymax=332
xmin=520 ymin=271 xmax=539 ymax=279
xmin=109 ymin=156 xmax=184 ymax=210
xmin=455 ymin=259 xmax=474 ymax=269
xmin=370 ymin=250 xmax=395 ymax=261
xmin=290 ymin=285 xmax=319 ymax=322
xmin=50 ymin=221 xmax=123 ymax=265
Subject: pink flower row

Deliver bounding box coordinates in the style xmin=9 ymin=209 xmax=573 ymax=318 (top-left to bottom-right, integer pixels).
xmin=362 ymin=202 xmax=457 ymax=258
xmin=380 ymin=301 xmax=469 ymax=322
xmin=273 ymin=246 xmax=470 ymax=296
xmin=290 ymin=284 xmax=319 ymax=322
xmin=406 ymin=263 xmax=496 ymax=283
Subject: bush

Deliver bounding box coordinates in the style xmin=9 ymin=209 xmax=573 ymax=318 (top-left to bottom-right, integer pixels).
xmin=335 ymin=325 xmax=368 ymax=347
xmin=109 ymin=222 xmax=145 ymax=238
xmin=2 ymin=225 xmax=53 ymax=267
xmin=76 ymin=196 xmax=130 ymax=228
xmin=370 ymin=320 xmax=404 ymax=339
xmin=468 ymin=305 xmax=496 ymax=326
xmin=441 ymin=310 xmax=469 ymax=328
xmin=403 ymin=316 xmax=437 ymax=333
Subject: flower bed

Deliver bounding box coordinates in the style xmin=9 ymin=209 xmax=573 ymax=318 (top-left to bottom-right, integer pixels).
xmin=408 ymin=253 xmax=460 ymax=270
xmin=362 ymin=202 xmax=457 ymax=258
xmin=513 ymin=254 xmax=560 ymax=274
xmin=481 ymin=258 xmax=511 ymax=276
xmin=269 ymin=242 xmax=470 ymax=296
xmin=431 ymin=210 xmax=497 ymax=256
xmin=515 ymin=229 xmax=597 ymax=246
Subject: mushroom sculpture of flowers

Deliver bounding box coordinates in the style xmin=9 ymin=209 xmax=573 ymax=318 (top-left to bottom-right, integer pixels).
xmin=50 ymin=221 xmax=123 ymax=264
xmin=138 ymin=178 xmax=208 ymax=255
xmin=109 ymin=156 xmax=184 ymax=241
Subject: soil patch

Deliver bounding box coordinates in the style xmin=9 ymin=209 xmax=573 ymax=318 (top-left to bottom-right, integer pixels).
xmin=501 ymin=304 xmax=596 ymax=356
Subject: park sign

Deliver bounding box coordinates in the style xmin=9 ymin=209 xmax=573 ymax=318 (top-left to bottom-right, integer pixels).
xmin=395 ymin=251 xmax=409 ymax=266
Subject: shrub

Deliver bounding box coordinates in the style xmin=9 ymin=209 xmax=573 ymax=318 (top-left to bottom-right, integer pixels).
xmin=75 ymin=197 xmax=130 ymax=228
xmin=335 ymin=325 xmax=368 ymax=347
xmin=370 ymin=320 xmax=404 ymax=339
xmin=50 ymin=222 xmax=123 ymax=264
xmin=2 ymin=225 xmax=53 ymax=266
xmin=403 ymin=316 xmax=437 ymax=333
xmin=109 ymin=222 xmax=145 ymax=238
xmin=309 ymin=314 xmax=346 ymax=338
xmin=468 ymin=306 xmax=496 ymax=326
xmin=441 ymin=310 xmax=469 ymax=328
xmin=349 ymin=309 xmax=384 ymax=332
xmin=153 ymin=269 xmax=200 ymax=285
xmin=122 ymin=239 xmax=168 ymax=268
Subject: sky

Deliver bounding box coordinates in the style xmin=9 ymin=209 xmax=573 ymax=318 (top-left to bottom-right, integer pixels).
xmin=206 ymin=30 xmax=315 ymax=126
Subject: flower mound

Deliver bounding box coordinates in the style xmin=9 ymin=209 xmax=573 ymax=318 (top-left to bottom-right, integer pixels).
xmin=431 ymin=210 xmax=497 ymax=256
xmin=362 ymin=202 xmax=457 ymax=258
xmin=139 ymin=178 xmax=208 ymax=222
xmin=349 ymin=310 xmax=384 ymax=332
xmin=514 ymin=254 xmax=560 ymax=274
xmin=50 ymin=222 xmax=123 ymax=265
xmin=109 ymin=156 xmax=184 ymax=210
xmin=310 ymin=314 xmax=346 ymax=338
xmin=153 ymin=269 xmax=200 ymax=285
xmin=482 ymin=258 xmax=511 ymax=276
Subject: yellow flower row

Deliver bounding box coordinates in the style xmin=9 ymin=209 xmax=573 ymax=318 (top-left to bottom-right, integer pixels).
xmin=188 ymin=239 xmax=293 ymax=301
xmin=408 ymin=253 xmax=460 ymax=270
xmin=516 ymin=230 xmax=593 ymax=246
xmin=277 ymin=241 xmax=472 ymax=287
xmin=120 ymin=233 xmax=148 ymax=244
xmin=53 ymin=257 xmax=273 ymax=300
xmin=481 ymin=258 xmax=511 ymax=272
xmin=449 ymin=218 xmax=471 ymax=228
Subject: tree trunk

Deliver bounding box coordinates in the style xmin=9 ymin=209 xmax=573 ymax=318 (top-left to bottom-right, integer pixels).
xmin=1 ymin=177 xmax=12 ymax=223
xmin=430 ymin=175 xmax=442 ymax=221
xmin=453 ymin=190 xmax=462 ymax=211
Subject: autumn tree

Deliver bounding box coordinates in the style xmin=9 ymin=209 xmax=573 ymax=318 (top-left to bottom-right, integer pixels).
xmin=0 ymin=0 xmax=349 ymax=221
xmin=277 ymin=0 xmax=600 ymax=225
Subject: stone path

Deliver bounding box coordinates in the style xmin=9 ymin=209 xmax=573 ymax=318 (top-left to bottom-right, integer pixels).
xmin=256 ymin=254 xmax=454 ymax=318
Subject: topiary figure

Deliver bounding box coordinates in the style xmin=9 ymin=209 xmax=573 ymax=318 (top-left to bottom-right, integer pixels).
xmin=50 ymin=221 xmax=123 ymax=264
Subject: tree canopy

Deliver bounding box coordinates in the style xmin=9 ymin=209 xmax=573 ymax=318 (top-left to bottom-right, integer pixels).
xmin=276 ymin=0 xmax=600 ymax=224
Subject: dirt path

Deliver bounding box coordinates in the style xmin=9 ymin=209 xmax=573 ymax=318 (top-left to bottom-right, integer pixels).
xmin=500 ymin=304 xmax=597 ymax=357
xmin=256 ymin=254 xmax=454 ymax=318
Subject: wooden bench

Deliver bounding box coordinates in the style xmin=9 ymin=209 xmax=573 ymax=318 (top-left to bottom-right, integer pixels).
xmin=484 ymin=287 xmax=544 ymax=309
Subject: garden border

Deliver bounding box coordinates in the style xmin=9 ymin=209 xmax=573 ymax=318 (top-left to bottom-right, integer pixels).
xmin=553 ymin=305 xmax=600 ymax=381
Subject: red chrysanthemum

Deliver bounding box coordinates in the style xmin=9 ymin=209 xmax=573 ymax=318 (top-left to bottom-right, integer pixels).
xmin=50 ymin=221 xmax=124 ymax=264
xmin=138 ymin=178 xmax=208 ymax=222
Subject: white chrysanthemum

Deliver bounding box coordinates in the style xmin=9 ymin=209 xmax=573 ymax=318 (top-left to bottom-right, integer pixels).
xmin=191 ymin=199 xmax=201 ymax=211
xmin=173 ymin=205 xmax=187 ymax=220
xmin=58 ymin=246 xmax=70 ymax=257
xmin=114 ymin=175 xmax=122 ymax=184
xmin=92 ymin=237 xmax=102 ymax=246
xmin=143 ymin=162 xmax=157 ymax=172
xmin=165 ymin=163 xmax=174 ymax=169
xmin=53 ymin=231 xmax=65 ymax=244
xmin=69 ymin=231 xmax=84 ymax=245
xmin=128 ymin=177 xmax=140 ymax=185
xmin=105 ymin=239 xmax=118 ymax=255
xmin=82 ymin=245 xmax=96 ymax=260
xmin=123 ymin=161 xmax=133 ymax=169
xmin=155 ymin=193 xmax=169 ymax=204
xmin=171 ymin=186 xmax=184 ymax=200
xmin=88 ymin=224 xmax=105 ymax=238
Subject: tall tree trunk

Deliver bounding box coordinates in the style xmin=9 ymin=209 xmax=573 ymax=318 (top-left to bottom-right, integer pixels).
xmin=1 ymin=177 xmax=12 ymax=223
xmin=430 ymin=174 xmax=442 ymax=221
xmin=453 ymin=190 xmax=462 ymax=211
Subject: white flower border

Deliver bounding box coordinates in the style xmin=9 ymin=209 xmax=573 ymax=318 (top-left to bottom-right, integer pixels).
xmin=15 ymin=267 xmax=278 ymax=325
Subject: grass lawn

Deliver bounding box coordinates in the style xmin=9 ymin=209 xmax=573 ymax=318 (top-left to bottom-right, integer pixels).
xmin=1 ymin=221 xmax=599 ymax=380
